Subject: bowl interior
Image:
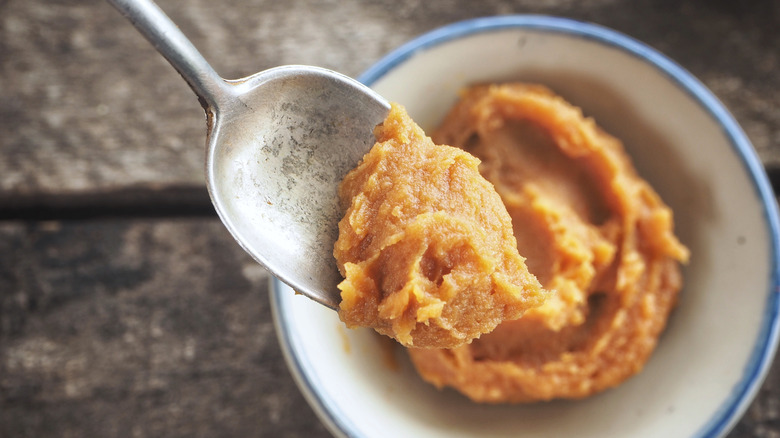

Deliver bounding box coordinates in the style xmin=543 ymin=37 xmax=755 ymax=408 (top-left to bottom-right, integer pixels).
xmin=272 ymin=17 xmax=780 ymax=438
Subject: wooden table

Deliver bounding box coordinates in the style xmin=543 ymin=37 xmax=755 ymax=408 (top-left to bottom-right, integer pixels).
xmin=1 ymin=0 xmax=778 ymax=436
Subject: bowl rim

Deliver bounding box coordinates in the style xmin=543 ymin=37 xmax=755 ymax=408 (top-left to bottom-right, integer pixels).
xmin=272 ymin=14 xmax=780 ymax=438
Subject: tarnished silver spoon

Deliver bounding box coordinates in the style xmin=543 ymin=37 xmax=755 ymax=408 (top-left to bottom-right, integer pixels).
xmin=107 ymin=0 xmax=389 ymax=309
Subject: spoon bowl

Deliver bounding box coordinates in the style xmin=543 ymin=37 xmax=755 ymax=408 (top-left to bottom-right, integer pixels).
xmin=207 ymin=67 xmax=389 ymax=308
xmin=108 ymin=0 xmax=389 ymax=308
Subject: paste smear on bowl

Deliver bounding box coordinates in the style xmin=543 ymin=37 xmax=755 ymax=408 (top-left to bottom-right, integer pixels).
xmin=334 ymin=103 xmax=549 ymax=349
xmin=408 ymin=83 xmax=690 ymax=402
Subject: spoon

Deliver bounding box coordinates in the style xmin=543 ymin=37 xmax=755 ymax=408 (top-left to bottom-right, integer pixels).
xmin=107 ymin=0 xmax=390 ymax=309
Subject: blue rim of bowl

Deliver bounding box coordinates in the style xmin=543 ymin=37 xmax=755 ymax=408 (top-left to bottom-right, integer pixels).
xmin=272 ymin=15 xmax=780 ymax=438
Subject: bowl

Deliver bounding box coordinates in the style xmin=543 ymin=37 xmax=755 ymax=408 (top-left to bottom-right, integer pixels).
xmin=271 ymin=15 xmax=780 ymax=438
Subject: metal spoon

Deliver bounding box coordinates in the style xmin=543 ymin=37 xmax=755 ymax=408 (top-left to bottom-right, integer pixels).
xmin=107 ymin=0 xmax=389 ymax=309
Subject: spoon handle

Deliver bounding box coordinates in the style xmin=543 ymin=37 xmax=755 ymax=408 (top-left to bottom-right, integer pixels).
xmin=106 ymin=0 xmax=228 ymax=109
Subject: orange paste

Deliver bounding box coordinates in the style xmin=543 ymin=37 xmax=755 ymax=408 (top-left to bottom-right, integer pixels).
xmin=335 ymin=83 xmax=688 ymax=402
xmin=334 ymin=103 xmax=548 ymax=349
xmin=408 ymin=83 xmax=689 ymax=402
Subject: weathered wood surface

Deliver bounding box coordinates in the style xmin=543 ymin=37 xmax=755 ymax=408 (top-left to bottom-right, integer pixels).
xmin=0 ymin=220 xmax=328 ymax=437
xmin=1 ymin=0 xmax=778 ymax=195
xmin=1 ymin=0 xmax=778 ymax=436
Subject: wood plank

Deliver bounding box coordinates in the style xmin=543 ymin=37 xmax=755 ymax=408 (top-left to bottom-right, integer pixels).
xmin=0 ymin=219 xmax=328 ymax=437
xmin=0 ymin=0 xmax=778 ymax=196
xmin=0 ymin=216 xmax=779 ymax=436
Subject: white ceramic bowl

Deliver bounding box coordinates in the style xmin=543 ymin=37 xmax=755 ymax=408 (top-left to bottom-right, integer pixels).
xmin=271 ymin=16 xmax=780 ymax=438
